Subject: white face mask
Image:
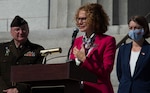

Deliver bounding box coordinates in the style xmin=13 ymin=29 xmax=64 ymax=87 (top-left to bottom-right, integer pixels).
xmin=128 ymin=29 xmax=144 ymax=41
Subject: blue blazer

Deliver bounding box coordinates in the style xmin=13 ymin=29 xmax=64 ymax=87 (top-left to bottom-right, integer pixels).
xmin=117 ymin=40 xmax=150 ymax=93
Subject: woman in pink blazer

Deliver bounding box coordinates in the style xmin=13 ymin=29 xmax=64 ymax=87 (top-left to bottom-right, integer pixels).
xmin=69 ymin=3 xmax=116 ymax=93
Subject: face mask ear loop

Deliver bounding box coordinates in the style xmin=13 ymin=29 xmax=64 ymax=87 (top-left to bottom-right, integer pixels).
xmin=141 ymin=28 xmax=144 ymax=36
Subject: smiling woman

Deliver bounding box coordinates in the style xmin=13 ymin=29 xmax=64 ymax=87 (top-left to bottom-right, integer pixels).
xmin=70 ymin=3 xmax=116 ymax=93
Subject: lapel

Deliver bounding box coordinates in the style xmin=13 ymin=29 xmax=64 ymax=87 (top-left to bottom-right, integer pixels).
xmin=133 ymin=41 xmax=150 ymax=78
xmin=9 ymin=40 xmax=32 ymax=60
xmin=9 ymin=40 xmax=20 ymax=57
xmin=86 ymin=35 xmax=100 ymax=57
xmin=18 ymin=40 xmax=32 ymax=58
xmin=123 ymin=43 xmax=132 ymax=78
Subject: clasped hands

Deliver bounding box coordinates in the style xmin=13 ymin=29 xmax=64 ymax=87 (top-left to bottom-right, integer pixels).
xmin=73 ymin=46 xmax=86 ymax=62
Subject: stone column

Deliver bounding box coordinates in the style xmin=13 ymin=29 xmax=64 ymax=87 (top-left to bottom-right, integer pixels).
xmin=49 ymin=0 xmax=58 ymax=28
xmin=118 ymin=0 xmax=128 ymax=25
xmin=98 ymin=0 xmax=113 ymax=25
xmin=67 ymin=0 xmax=81 ymax=27
xmin=49 ymin=0 xmax=68 ymax=28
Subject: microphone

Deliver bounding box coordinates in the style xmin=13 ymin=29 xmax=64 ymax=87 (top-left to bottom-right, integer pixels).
xmin=71 ymin=28 xmax=79 ymax=45
xmin=67 ymin=28 xmax=79 ymax=61
xmin=40 ymin=47 xmax=62 ymax=56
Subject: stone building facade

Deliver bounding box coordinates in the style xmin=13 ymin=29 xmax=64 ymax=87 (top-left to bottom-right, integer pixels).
xmin=0 ymin=0 xmax=149 ymax=32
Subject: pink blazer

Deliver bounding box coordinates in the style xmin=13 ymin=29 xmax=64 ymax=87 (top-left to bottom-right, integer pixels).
xmin=70 ymin=34 xmax=116 ymax=93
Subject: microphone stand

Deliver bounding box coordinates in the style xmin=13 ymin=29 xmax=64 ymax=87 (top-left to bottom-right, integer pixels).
xmin=42 ymin=54 xmax=48 ymax=64
xmin=67 ymin=28 xmax=79 ymax=61
xmin=66 ymin=39 xmax=75 ymax=62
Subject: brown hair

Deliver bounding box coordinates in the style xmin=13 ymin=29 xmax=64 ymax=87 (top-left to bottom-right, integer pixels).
xmin=75 ymin=3 xmax=109 ymax=34
xmin=128 ymin=15 xmax=150 ymax=38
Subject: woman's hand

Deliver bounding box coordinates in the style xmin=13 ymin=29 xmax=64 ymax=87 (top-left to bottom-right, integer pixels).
xmin=3 ymin=88 xmax=18 ymax=93
xmin=73 ymin=46 xmax=86 ymax=62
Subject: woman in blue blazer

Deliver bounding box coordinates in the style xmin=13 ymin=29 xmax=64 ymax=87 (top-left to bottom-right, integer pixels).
xmin=117 ymin=15 xmax=150 ymax=93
